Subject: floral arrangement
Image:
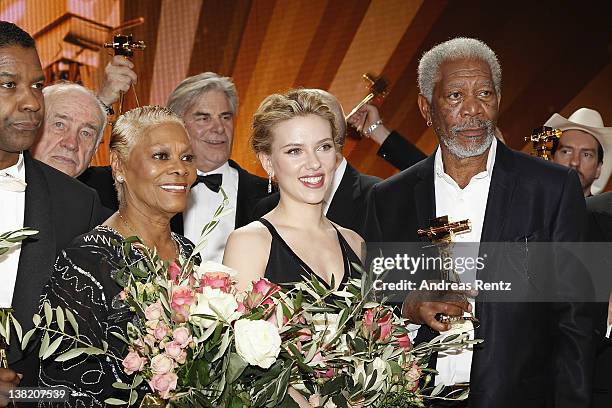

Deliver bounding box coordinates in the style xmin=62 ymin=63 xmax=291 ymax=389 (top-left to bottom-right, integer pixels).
xmin=2 ymin=223 xmax=480 ymax=406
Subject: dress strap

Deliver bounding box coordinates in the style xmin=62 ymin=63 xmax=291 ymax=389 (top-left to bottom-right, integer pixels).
xmin=258 ymin=218 xmax=281 ymax=239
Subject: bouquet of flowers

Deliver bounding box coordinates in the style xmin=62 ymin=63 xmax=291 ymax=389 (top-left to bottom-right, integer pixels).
xmin=230 ymin=270 xmax=481 ymax=407
xmin=4 ymin=214 xmax=480 ymax=406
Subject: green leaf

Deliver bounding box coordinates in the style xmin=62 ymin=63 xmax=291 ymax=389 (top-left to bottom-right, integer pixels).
xmin=104 ymin=398 xmax=128 ymax=405
xmin=133 ymin=374 xmax=144 ymax=388
xmin=56 ymin=307 xmax=65 ymax=332
xmin=39 ymin=332 xmax=50 ymax=358
xmin=43 ymin=302 xmax=53 ymax=326
xmin=226 ymin=353 xmax=248 ymax=383
xmin=54 ymin=348 xmax=88 ymax=362
xmin=111 ymin=381 xmax=131 ymax=390
xmin=32 ymin=313 xmax=41 ymax=327
xmin=129 ymin=390 xmax=138 ymax=405
xmin=10 ymin=314 xmax=22 ymax=342
xmin=42 ymin=335 xmax=64 ymax=360
xmin=212 ymin=329 xmax=231 ymax=362
xmin=65 ymin=308 xmax=78 ymax=335
xmin=102 ymin=340 xmax=109 ymax=352
xmin=21 ymin=328 xmax=36 ymax=350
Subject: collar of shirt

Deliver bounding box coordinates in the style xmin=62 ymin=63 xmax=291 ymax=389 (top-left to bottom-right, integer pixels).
xmin=2 ymin=152 xmax=26 ymax=179
xmin=323 ymin=157 xmax=347 ymax=214
xmin=198 ymin=161 xmax=231 ymax=178
xmin=434 ymin=137 xmax=497 ymax=189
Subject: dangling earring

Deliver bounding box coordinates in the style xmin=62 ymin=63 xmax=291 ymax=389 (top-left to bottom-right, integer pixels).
xmin=267 ymin=173 xmax=272 ymax=193
xmin=426 ymin=119 xmax=432 ymax=127
xmin=116 ymin=175 xmax=124 ymax=183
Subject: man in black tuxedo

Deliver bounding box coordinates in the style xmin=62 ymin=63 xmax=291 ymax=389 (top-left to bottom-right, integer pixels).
xmin=167 ymin=73 xmax=269 ymax=263
xmin=365 ymin=37 xmax=597 ymax=407
xmin=253 ymin=89 xmax=380 ymax=236
xmin=0 ymin=22 xmax=105 ymax=397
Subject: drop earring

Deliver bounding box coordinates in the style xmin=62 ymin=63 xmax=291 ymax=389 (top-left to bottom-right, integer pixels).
xmin=267 ymin=173 xmax=272 ymax=193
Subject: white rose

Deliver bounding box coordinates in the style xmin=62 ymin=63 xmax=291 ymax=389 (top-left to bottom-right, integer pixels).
xmin=193 ymin=261 xmax=237 ymax=278
xmin=150 ymin=353 xmax=174 ymax=375
xmin=190 ymin=286 xmax=239 ymax=328
xmin=234 ymin=319 xmax=281 ymax=369
xmin=311 ymin=313 xmax=340 ymax=345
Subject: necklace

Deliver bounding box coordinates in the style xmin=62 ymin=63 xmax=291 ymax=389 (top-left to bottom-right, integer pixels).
xmin=117 ymin=211 xmax=179 ymax=260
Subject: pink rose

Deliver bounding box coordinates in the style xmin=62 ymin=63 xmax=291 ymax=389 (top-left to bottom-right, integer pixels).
xmin=362 ymin=307 xmax=394 ymax=343
xmin=171 ymin=286 xmax=195 ymax=323
xmin=172 ymin=327 xmax=191 ymax=348
xmin=153 ymin=322 xmax=170 ymax=341
xmin=199 ymin=272 xmax=232 ymax=293
xmin=252 ymin=278 xmax=281 ymax=297
xmin=118 ymin=290 xmax=127 ymax=301
xmin=396 ymin=333 xmax=412 ymax=351
xmin=148 ymin=372 xmax=178 ymax=400
xmin=404 ymin=361 xmax=421 ymax=391
xmin=150 ymin=354 xmax=174 ymax=375
xmin=236 ymin=301 xmax=247 ymax=313
xmin=145 ymin=301 xmax=164 ymax=321
xmin=168 ymin=261 xmax=182 ymax=283
xmin=377 ymin=312 xmax=393 ymax=342
xmin=164 ymin=341 xmax=187 ymax=364
xmin=122 ymin=351 xmax=146 ymax=375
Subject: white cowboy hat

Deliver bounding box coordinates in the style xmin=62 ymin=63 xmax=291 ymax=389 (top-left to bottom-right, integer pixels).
xmin=544 ymin=108 xmax=612 ymax=194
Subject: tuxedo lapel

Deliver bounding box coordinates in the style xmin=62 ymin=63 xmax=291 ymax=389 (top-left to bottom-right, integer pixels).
xmin=480 ymin=143 xmax=517 ymax=242
xmin=414 ymin=156 xmax=436 ymax=241
xmin=11 ymin=155 xmax=56 ymax=361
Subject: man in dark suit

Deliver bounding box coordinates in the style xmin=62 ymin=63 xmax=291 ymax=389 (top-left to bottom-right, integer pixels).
xmin=0 ymin=22 xmax=105 ymax=397
xmin=166 ymin=72 xmax=269 ymax=263
xmin=253 ymin=89 xmax=380 ymax=235
xmin=365 ymin=37 xmax=596 ymax=407
xmin=585 ymin=191 xmax=612 ymax=408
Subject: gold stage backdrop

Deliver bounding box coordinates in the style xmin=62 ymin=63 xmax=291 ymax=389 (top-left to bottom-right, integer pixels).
xmin=2 ymin=0 xmax=611 ymax=186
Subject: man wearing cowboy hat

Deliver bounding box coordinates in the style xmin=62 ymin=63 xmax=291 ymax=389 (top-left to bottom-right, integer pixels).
xmin=545 ymin=108 xmax=612 ymax=196
xmin=549 ymin=108 xmax=612 ymax=407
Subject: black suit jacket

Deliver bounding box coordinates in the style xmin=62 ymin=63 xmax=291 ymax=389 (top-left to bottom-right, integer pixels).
xmin=253 ymin=161 xmax=380 ymax=236
xmin=78 ymin=165 xmax=118 ymax=211
xmin=10 ymin=153 xmax=106 ymax=384
xmin=376 ymin=130 xmax=427 ymax=170
xmin=365 ymin=142 xmax=596 ymax=408
xmin=171 ymin=160 xmax=269 ymax=234
xmin=585 ymin=192 xmax=612 ymax=408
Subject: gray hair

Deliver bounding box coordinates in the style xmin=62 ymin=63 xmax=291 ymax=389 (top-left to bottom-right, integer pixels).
xmin=42 ymin=81 xmax=107 ymax=146
xmin=418 ymin=37 xmax=502 ymax=103
xmin=166 ymin=72 xmax=238 ymax=117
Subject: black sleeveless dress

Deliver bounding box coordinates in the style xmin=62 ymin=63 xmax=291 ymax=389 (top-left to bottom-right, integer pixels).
xmin=258 ymin=218 xmax=362 ymax=288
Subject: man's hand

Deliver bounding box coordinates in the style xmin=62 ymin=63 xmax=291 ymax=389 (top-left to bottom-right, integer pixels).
xmin=401 ymin=289 xmax=472 ymax=332
xmin=346 ymin=104 xmax=391 ymax=145
xmin=0 ymin=368 xmax=21 ymax=407
xmin=97 ymin=55 xmax=138 ymax=107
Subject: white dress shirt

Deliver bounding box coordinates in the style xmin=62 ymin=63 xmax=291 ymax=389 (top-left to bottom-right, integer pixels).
xmin=323 ymin=157 xmax=347 ymax=215
xmin=432 ymin=137 xmax=497 ymax=385
xmin=183 ymin=162 xmax=238 ymax=263
xmin=0 ymin=153 xmax=26 ymax=308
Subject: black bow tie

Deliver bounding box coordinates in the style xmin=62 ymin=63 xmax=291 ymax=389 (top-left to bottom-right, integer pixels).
xmin=192 ymin=173 xmax=222 ymax=192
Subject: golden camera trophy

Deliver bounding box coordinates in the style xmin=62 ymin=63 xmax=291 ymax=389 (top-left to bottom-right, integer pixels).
xmin=418 ymin=216 xmax=479 ymax=329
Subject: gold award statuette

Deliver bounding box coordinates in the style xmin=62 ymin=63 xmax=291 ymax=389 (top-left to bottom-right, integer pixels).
xmin=140 ymin=393 xmax=167 ymax=408
xmin=418 ymin=216 xmax=479 ymax=330
xmin=525 ymin=126 xmax=562 ymax=161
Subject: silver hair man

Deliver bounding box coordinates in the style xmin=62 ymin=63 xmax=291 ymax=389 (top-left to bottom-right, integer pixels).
xmin=167 ymin=72 xmax=238 ymax=117
xmin=30 ymin=82 xmax=107 ymax=177
xmin=417 ymin=37 xmax=501 ymax=159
